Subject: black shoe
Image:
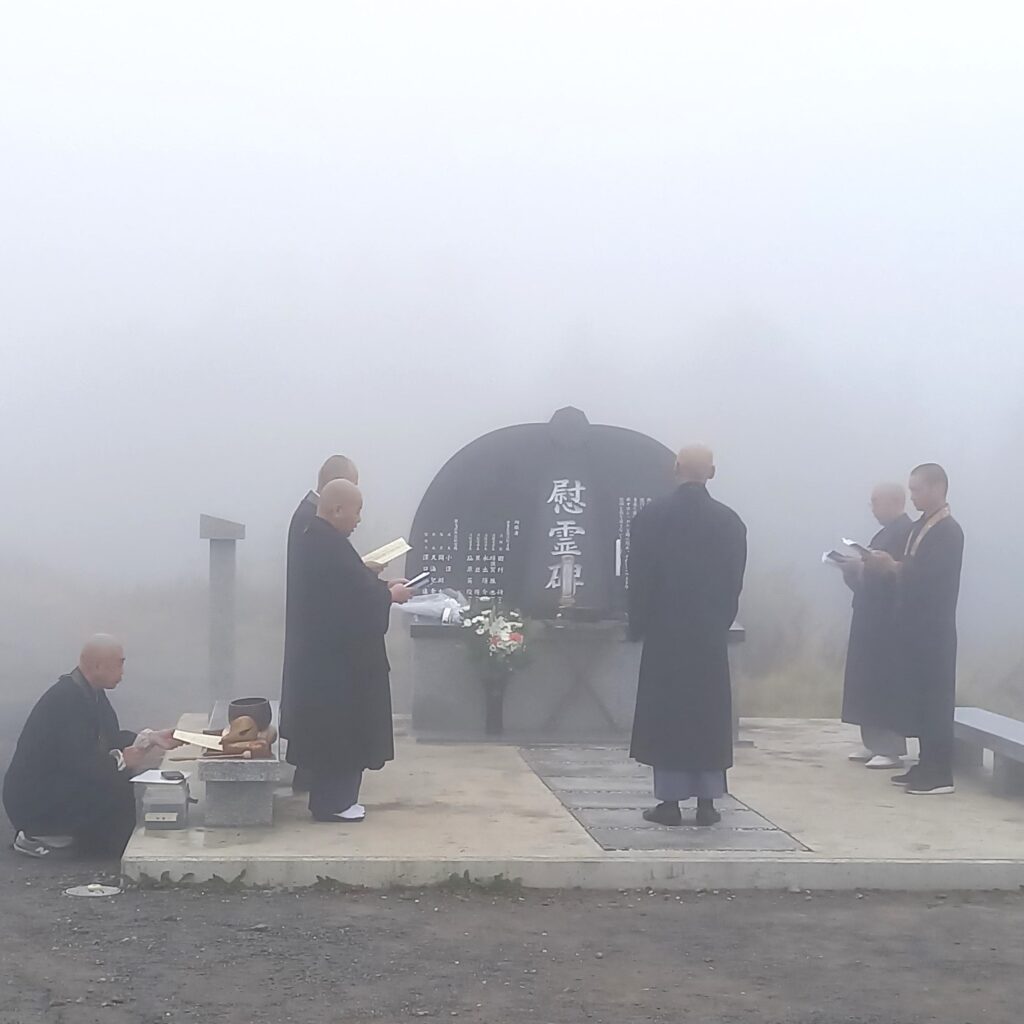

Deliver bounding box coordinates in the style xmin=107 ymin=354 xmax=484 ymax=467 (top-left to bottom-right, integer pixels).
xmin=891 ymin=766 xmax=920 ymax=787
xmin=905 ymin=777 xmax=955 ymax=796
xmin=642 ymin=802 xmax=682 ymax=826
xmin=695 ymin=799 xmax=721 ymax=827
xmin=695 ymin=807 xmax=721 ymax=827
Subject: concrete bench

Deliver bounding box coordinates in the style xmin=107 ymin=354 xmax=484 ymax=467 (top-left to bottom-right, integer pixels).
xmin=195 ymin=700 xmax=285 ymax=826
xmin=954 ymin=707 xmax=1024 ymax=797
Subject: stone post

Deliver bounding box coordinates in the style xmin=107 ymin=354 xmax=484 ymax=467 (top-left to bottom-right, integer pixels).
xmin=199 ymin=514 xmax=245 ymax=704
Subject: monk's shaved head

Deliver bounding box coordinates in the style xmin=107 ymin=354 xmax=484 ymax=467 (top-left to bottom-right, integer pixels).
xmin=79 ymin=634 xmax=125 ymax=690
xmin=318 ymin=478 xmax=363 ymax=536
xmin=909 ymin=462 xmax=950 ymax=515
xmin=318 ymin=455 xmax=359 ymax=492
xmin=870 ymin=482 xmax=906 ymax=526
xmin=675 ymin=445 xmax=716 ymax=484
xmin=872 ymin=482 xmax=906 ymax=502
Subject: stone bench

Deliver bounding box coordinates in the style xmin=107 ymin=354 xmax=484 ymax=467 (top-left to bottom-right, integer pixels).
xmin=195 ymin=700 xmax=286 ymax=826
xmin=954 ymin=706 xmax=1024 ymax=797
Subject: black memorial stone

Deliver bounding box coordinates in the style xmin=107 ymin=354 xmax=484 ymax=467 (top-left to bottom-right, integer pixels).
xmin=408 ymin=407 xmax=677 ymax=619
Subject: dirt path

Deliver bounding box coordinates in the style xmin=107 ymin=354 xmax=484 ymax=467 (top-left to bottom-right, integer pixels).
xmin=1 ymin=820 xmax=1022 ymax=1023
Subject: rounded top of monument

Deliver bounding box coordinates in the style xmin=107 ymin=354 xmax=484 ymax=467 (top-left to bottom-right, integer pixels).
xmin=549 ymin=406 xmax=590 ymax=447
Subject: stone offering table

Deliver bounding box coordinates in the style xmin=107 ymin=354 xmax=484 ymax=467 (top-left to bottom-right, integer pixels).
xmin=195 ymin=700 xmax=285 ymax=826
xmin=411 ymin=619 xmax=745 ymax=742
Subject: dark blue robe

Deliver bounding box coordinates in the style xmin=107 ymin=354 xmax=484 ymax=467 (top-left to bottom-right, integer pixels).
xmin=841 ymin=513 xmax=914 ymax=731
xmin=628 ymin=483 xmax=747 ymax=772
xmin=285 ymin=517 xmax=395 ymax=773
xmin=3 ymin=671 xmax=137 ymax=853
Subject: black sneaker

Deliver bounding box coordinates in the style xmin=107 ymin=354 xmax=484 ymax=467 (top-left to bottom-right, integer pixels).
xmin=695 ymin=805 xmax=722 ymax=827
xmin=642 ymin=802 xmax=682 ymax=826
xmin=891 ymin=766 xmax=920 ymax=787
xmin=905 ymin=778 xmax=955 ymax=796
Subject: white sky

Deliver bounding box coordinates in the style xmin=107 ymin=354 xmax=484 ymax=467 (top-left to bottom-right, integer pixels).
xmin=1 ymin=2 xmax=1021 ymax=605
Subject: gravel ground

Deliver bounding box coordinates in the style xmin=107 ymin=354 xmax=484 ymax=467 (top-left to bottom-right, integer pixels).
xmin=1 ymin=817 xmax=1022 ymax=1024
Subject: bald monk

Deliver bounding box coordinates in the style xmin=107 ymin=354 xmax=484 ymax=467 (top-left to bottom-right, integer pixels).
xmin=628 ymin=446 xmax=747 ymax=827
xmin=286 ymin=481 xmax=413 ymax=822
xmin=838 ymin=483 xmax=914 ymax=769
xmin=281 ymin=455 xmax=359 ymax=793
xmin=3 ymin=636 xmax=181 ymax=858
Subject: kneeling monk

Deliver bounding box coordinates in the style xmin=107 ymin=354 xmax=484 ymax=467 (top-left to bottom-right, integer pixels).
xmin=3 ymin=635 xmax=180 ymax=858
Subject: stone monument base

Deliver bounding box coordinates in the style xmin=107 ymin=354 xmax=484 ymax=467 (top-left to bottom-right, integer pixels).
xmin=411 ymin=618 xmax=639 ymax=742
xmin=410 ymin=619 xmax=745 ymax=743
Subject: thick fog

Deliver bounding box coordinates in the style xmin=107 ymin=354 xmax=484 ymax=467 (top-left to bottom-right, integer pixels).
xmin=1 ymin=3 xmax=1022 ymax=733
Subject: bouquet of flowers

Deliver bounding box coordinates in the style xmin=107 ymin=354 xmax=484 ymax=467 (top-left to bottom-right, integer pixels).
xmin=462 ymin=601 xmax=527 ymax=735
xmin=463 ymin=604 xmax=527 ymax=667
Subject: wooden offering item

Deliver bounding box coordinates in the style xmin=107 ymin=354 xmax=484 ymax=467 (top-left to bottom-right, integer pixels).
xmin=204 ymin=715 xmax=278 ymax=758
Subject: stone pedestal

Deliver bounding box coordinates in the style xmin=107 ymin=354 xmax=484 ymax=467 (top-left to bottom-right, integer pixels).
xmin=195 ymin=699 xmax=285 ymax=827
xmin=198 ymin=757 xmax=285 ymax=826
xmin=411 ymin=619 xmax=745 ymax=743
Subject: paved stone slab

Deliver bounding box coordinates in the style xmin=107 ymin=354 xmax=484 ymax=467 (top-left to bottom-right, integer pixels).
xmin=541 ymin=775 xmax=652 ymax=792
xmin=526 ymin=763 xmax=647 ymax=779
xmin=526 ymin=746 xmax=632 ymax=763
xmin=574 ymin=805 xmax=765 ymax=829
xmin=559 ymin=792 xmax=746 ymax=810
xmin=523 ymin=745 xmax=804 ymax=852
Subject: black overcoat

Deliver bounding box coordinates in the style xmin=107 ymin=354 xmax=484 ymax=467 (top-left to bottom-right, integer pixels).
xmin=841 ymin=513 xmax=914 ymax=730
xmin=279 ymin=491 xmax=317 ymax=741
xmin=628 ymin=483 xmax=747 ymax=772
xmin=895 ymin=513 xmax=964 ymax=738
xmin=285 ymin=516 xmax=395 ymax=773
xmin=2 ymin=672 xmax=136 ymax=835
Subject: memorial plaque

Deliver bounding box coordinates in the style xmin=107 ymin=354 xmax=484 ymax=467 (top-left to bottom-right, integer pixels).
xmin=408 ymin=407 xmax=676 ymax=618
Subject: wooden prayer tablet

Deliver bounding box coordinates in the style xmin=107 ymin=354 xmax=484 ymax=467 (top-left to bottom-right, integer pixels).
xmin=363 ymin=538 xmax=411 ymax=566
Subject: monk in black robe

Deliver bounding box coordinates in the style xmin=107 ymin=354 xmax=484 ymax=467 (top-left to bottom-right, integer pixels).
xmin=280 ymin=455 xmax=359 ymax=794
xmin=628 ymin=446 xmax=747 ymax=827
xmin=839 ymin=483 xmax=914 ymax=770
xmin=3 ymin=636 xmax=180 ymax=858
xmin=867 ymin=463 xmax=964 ymax=795
xmin=286 ymin=480 xmax=412 ymax=822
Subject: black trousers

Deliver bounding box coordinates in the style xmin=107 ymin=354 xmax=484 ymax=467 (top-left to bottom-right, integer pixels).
xmin=15 ymin=777 xmax=136 ymax=856
xmin=308 ymin=768 xmax=363 ymax=820
xmin=918 ymin=726 xmax=954 ymax=781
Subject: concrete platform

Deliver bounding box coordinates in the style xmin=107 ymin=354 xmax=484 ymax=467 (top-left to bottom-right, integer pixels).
xmin=122 ymin=719 xmax=1024 ymax=891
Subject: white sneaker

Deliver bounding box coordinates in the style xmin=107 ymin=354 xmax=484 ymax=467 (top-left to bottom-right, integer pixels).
xmin=865 ymin=755 xmax=904 ymax=770
xmin=848 ymin=749 xmax=873 ymax=763
xmin=333 ymin=803 xmax=365 ymax=822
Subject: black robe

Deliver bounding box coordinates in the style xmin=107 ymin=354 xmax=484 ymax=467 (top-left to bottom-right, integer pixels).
xmin=628 ymin=483 xmax=747 ymax=772
xmin=285 ymin=516 xmax=395 ymax=774
xmin=841 ymin=513 xmax=914 ymax=730
xmin=2 ymin=672 xmax=137 ymax=849
xmin=896 ymin=512 xmax=964 ymax=738
xmin=279 ymin=491 xmax=318 ymax=742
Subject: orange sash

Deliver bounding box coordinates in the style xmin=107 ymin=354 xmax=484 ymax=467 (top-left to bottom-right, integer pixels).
xmin=905 ymin=505 xmax=951 ymax=560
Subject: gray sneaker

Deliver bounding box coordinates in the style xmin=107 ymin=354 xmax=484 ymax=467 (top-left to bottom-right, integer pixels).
xmin=12 ymin=832 xmax=53 ymax=858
